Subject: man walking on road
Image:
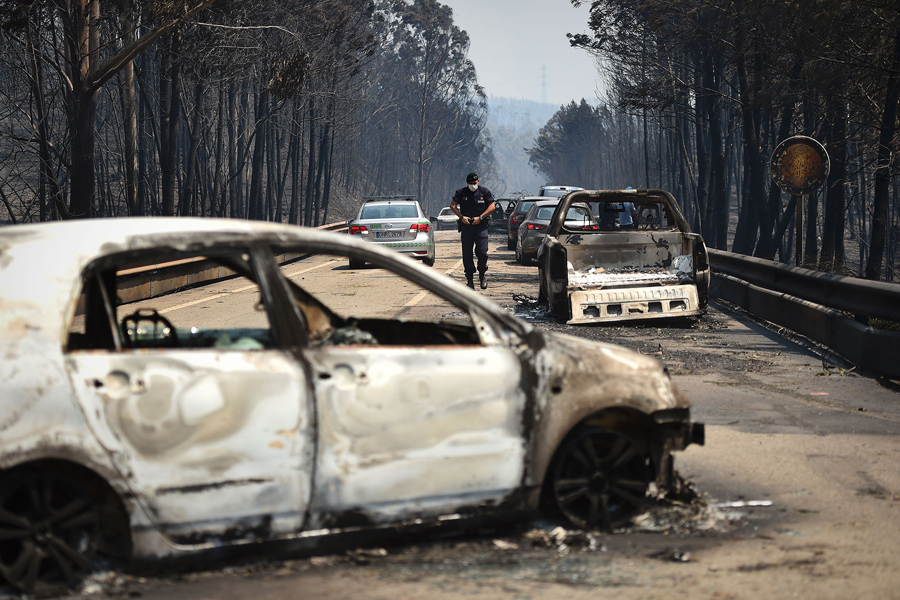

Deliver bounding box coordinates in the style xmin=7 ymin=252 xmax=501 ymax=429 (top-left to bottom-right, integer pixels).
xmin=451 ymin=172 xmax=496 ymax=289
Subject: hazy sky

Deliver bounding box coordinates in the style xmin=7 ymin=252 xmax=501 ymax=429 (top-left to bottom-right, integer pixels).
xmin=441 ymin=0 xmax=602 ymax=106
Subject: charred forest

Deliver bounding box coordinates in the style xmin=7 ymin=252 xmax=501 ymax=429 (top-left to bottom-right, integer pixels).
xmin=0 ymin=0 xmax=489 ymax=226
xmin=527 ymin=0 xmax=900 ymax=282
xmin=2 ymin=0 xmax=900 ymax=283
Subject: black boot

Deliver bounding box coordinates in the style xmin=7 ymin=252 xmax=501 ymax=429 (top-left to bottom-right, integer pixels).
xmin=479 ymin=272 xmax=487 ymax=289
xmin=466 ymin=274 xmax=475 ymax=289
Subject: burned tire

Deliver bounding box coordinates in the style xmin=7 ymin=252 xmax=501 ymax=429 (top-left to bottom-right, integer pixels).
xmin=546 ymin=426 xmax=650 ymax=531
xmin=0 ymin=468 xmax=101 ymax=596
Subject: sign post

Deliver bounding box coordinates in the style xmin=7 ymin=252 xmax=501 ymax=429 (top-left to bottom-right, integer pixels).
xmin=770 ymin=136 xmax=830 ymax=266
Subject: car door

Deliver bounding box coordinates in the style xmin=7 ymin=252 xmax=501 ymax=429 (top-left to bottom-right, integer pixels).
xmin=65 ymin=247 xmax=314 ymax=543
xmin=304 ymin=342 xmax=526 ymax=524
xmin=279 ymin=251 xmax=528 ymax=523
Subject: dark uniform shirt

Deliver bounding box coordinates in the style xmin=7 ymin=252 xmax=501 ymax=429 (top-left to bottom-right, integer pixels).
xmin=452 ymin=185 xmax=495 ymax=229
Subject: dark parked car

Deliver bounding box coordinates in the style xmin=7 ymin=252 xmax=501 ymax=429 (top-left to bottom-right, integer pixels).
xmin=506 ymin=196 xmax=541 ymax=250
xmin=517 ymin=200 xmax=597 ymax=265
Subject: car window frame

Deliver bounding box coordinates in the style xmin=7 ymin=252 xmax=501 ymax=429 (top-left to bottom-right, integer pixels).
xmin=65 ymin=244 xmax=304 ymax=354
xmin=547 ymin=190 xmax=691 ymax=237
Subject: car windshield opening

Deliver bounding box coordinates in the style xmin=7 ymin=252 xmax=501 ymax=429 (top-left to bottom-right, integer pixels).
xmin=583 ymin=200 xmax=675 ymax=232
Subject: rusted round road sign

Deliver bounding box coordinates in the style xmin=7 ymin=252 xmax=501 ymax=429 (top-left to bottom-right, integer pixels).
xmin=770 ymin=136 xmax=830 ymax=195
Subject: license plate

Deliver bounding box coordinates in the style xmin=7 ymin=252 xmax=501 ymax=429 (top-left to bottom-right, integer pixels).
xmin=375 ymin=231 xmax=403 ymax=238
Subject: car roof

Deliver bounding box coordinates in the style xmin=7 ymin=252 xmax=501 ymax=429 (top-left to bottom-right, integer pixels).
xmin=514 ymin=197 xmax=542 ymax=210
xmin=364 ymin=195 xmax=416 ymax=202
xmin=361 ymin=200 xmax=418 ymax=206
xmin=0 ymin=217 xmax=529 ymax=344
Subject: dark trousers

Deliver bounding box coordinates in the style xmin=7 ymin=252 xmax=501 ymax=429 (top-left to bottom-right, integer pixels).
xmin=460 ymin=226 xmax=489 ymax=276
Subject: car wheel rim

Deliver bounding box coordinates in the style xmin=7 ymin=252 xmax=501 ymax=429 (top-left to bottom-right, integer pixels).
xmin=0 ymin=471 xmax=100 ymax=594
xmin=550 ymin=428 xmax=649 ymax=531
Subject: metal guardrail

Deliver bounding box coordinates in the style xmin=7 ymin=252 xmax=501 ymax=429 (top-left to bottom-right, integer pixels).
xmin=709 ymin=249 xmax=900 ymax=322
xmin=115 ymin=221 xmax=349 ymax=304
xmin=709 ymin=249 xmax=900 ymax=379
xmin=318 ymin=222 xmax=349 ymax=233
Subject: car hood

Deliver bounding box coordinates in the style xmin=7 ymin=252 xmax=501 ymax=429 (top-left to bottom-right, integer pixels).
xmin=527 ymin=329 xmax=690 ymax=415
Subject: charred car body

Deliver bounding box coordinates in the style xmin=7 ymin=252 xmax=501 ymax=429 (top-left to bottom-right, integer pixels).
xmin=538 ymin=189 xmax=710 ymax=324
xmin=0 ymin=218 xmax=703 ymax=595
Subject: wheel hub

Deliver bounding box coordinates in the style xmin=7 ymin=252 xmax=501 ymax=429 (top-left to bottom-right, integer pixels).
xmin=589 ymin=472 xmax=609 ymax=493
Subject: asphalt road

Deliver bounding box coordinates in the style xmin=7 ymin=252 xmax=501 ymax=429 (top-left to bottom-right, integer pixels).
xmin=54 ymin=229 xmax=900 ymax=600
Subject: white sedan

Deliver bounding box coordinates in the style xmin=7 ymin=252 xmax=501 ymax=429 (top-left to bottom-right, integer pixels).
xmin=435 ymin=206 xmax=458 ymax=230
xmin=0 ymin=218 xmax=703 ymax=595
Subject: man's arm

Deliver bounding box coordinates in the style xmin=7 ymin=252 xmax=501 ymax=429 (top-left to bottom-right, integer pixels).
xmin=450 ymin=197 xmax=472 ymax=225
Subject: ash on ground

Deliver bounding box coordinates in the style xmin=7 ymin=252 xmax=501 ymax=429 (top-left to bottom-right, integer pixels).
xmin=512 ymin=293 xmax=551 ymax=322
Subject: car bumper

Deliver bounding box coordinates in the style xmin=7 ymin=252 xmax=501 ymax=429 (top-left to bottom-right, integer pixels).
xmin=567 ymin=284 xmax=702 ymax=324
xmin=354 ymin=233 xmax=434 ymax=257
xmin=653 ymin=408 xmax=705 ymax=450
xmin=379 ymin=239 xmax=434 ymax=259
xmin=521 ymin=234 xmax=544 ymax=256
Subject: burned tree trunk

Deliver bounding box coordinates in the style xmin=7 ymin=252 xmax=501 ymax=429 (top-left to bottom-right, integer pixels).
xmin=866 ymin=28 xmax=900 ymax=280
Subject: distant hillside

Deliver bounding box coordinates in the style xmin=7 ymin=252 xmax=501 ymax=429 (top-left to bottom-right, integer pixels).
xmin=488 ymin=97 xmax=560 ymax=131
xmin=484 ymin=96 xmax=562 ymax=197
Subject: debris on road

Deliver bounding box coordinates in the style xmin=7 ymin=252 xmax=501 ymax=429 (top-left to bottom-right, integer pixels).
xmin=492 ymin=539 xmax=519 ymax=551
xmin=523 ymin=524 xmax=604 ymax=555
xmin=712 ymin=500 xmax=774 ymax=509
xmin=649 ymin=548 xmax=694 ymax=562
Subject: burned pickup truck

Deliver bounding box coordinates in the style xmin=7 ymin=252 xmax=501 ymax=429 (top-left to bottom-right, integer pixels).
xmin=538 ymin=189 xmax=710 ymax=324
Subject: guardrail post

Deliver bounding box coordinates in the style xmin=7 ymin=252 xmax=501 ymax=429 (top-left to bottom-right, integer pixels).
xmin=795 ymin=194 xmax=803 ymax=267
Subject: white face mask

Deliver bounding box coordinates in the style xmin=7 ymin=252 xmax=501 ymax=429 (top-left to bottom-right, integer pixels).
xmin=468 ymin=183 xmax=478 ymax=192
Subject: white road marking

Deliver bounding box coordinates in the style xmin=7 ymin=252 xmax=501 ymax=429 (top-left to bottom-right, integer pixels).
xmin=405 ymin=259 xmax=463 ymax=307
xmin=159 ymin=259 xmax=339 ymax=314
xmin=444 ymin=259 xmax=462 ymax=275
xmin=158 ymin=289 xmax=254 ymax=314
xmin=404 ymin=291 xmax=428 ymax=307
xmin=284 ymin=259 xmax=341 ymax=278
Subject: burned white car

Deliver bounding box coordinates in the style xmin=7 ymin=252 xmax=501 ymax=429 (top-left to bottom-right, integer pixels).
xmin=538 ymin=189 xmax=711 ymax=324
xmin=0 ymin=218 xmax=703 ymax=595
